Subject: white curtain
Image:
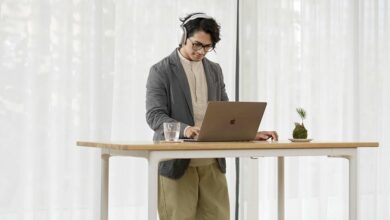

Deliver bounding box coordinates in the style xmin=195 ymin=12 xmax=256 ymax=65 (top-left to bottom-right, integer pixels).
xmin=0 ymin=0 xmax=237 ymax=219
xmin=239 ymin=0 xmax=390 ymax=219
xmin=1 ymin=0 xmax=389 ymax=220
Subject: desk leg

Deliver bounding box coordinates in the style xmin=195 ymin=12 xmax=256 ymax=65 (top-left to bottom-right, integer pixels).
xmin=148 ymin=157 xmax=159 ymax=220
xmin=348 ymin=151 xmax=358 ymax=220
xmin=278 ymin=157 xmax=285 ymax=220
xmin=101 ymin=154 xmax=110 ymax=220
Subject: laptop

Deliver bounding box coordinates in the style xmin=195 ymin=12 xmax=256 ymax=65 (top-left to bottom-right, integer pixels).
xmin=184 ymin=101 xmax=267 ymax=142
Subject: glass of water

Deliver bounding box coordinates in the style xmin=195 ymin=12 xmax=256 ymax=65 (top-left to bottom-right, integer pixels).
xmin=163 ymin=122 xmax=180 ymax=142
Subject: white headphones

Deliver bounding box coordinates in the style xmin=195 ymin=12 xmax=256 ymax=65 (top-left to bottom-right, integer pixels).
xmin=180 ymin=13 xmax=213 ymax=46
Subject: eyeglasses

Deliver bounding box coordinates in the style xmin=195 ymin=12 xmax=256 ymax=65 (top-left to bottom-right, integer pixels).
xmin=188 ymin=38 xmax=214 ymax=52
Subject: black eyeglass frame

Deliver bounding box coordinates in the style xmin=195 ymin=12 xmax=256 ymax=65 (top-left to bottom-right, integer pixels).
xmin=187 ymin=38 xmax=214 ymax=52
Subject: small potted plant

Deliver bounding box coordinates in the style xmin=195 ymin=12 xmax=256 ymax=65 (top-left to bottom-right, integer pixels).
xmin=291 ymin=108 xmax=311 ymax=142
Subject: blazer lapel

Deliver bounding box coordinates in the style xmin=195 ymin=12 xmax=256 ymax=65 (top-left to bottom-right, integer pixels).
xmin=202 ymin=58 xmax=216 ymax=101
xmin=169 ymin=50 xmax=194 ymax=117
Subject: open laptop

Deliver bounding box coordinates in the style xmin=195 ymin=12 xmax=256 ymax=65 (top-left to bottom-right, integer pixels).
xmin=184 ymin=101 xmax=267 ymax=142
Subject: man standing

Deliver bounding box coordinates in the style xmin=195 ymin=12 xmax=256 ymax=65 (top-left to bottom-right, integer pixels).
xmin=146 ymin=13 xmax=278 ymax=220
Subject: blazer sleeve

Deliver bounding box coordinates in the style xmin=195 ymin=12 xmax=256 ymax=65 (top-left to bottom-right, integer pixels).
xmin=145 ymin=65 xmax=189 ymax=138
xmin=218 ymin=64 xmax=229 ymax=101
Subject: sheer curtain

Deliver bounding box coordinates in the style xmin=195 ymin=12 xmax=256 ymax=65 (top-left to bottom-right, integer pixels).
xmin=0 ymin=0 xmax=237 ymax=219
xmin=239 ymin=0 xmax=389 ymax=219
xmin=1 ymin=0 xmax=389 ymax=220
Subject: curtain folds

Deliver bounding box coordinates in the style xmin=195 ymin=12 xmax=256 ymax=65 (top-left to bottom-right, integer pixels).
xmin=0 ymin=0 xmax=388 ymax=219
xmin=0 ymin=1 xmax=236 ymax=219
xmin=239 ymin=0 xmax=389 ymax=219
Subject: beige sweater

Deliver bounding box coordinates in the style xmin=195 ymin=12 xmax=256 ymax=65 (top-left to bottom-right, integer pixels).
xmin=178 ymin=50 xmax=215 ymax=167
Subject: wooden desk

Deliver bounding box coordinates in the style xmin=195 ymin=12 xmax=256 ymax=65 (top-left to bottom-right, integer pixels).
xmin=77 ymin=141 xmax=378 ymax=220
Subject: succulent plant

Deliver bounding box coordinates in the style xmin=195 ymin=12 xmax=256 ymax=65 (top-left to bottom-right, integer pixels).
xmin=293 ymin=108 xmax=308 ymax=139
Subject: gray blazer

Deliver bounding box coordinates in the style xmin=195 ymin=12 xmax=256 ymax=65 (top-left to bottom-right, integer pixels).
xmin=146 ymin=49 xmax=229 ymax=179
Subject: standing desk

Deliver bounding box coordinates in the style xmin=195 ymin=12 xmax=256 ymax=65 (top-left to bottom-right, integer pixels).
xmin=77 ymin=141 xmax=379 ymax=220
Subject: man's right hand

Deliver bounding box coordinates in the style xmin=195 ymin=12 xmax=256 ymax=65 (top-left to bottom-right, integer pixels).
xmin=184 ymin=126 xmax=200 ymax=139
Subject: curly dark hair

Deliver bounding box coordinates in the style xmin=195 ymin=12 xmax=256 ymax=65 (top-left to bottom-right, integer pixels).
xmin=180 ymin=13 xmax=221 ymax=48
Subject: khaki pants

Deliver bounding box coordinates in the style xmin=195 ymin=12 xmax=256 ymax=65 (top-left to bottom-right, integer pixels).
xmin=158 ymin=162 xmax=230 ymax=220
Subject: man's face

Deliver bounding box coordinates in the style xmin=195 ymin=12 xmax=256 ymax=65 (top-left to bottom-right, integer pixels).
xmin=181 ymin=31 xmax=213 ymax=61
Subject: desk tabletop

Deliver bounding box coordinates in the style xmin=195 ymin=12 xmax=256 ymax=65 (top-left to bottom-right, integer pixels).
xmin=77 ymin=141 xmax=379 ymax=151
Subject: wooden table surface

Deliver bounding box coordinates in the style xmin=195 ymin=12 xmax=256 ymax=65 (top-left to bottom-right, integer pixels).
xmin=77 ymin=141 xmax=379 ymax=151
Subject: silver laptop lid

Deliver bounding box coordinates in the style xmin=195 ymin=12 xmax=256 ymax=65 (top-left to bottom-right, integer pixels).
xmin=194 ymin=101 xmax=267 ymax=142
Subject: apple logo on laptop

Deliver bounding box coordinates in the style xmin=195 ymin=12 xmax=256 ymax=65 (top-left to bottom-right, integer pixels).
xmin=230 ymin=119 xmax=236 ymax=125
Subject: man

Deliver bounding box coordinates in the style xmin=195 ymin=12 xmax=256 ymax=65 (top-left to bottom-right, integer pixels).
xmin=146 ymin=13 xmax=278 ymax=220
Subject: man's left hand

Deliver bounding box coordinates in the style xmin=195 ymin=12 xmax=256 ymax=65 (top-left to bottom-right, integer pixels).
xmin=255 ymin=131 xmax=278 ymax=141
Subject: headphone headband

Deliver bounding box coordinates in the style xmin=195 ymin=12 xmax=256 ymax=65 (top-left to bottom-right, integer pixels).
xmin=181 ymin=13 xmax=213 ymax=27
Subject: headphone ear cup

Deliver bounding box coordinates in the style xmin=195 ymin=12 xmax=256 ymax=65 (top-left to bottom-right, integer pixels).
xmin=180 ymin=26 xmax=187 ymax=46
